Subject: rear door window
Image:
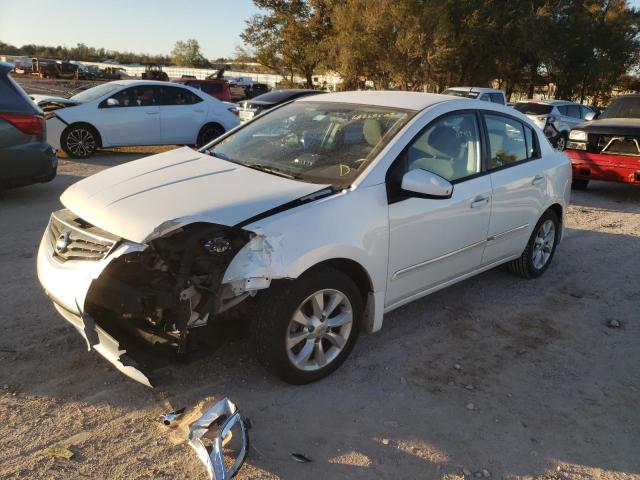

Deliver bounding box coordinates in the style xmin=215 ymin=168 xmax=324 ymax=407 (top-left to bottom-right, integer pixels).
xmin=484 ymin=114 xmax=537 ymax=168
xmin=158 ymin=86 xmax=202 ymax=105
xmin=557 ymin=105 xmax=568 ymax=116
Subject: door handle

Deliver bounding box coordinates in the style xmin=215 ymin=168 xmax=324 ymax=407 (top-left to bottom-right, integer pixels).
xmin=146 ymin=111 xmax=159 ymax=115
xmin=470 ymin=195 xmax=490 ymax=208
xmin=532 ymin=174 xmax=545 ymax=186
xmin=194 ymin=109 xmax=205 ymax=113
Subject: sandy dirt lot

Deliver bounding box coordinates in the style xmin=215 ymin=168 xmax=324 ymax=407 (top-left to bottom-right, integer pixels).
xmin=0 ymin=147 xmax=638 ymax=480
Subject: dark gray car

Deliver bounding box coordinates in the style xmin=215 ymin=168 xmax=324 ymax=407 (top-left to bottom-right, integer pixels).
xmin=0 ymin=62 xmax=57 ymax=191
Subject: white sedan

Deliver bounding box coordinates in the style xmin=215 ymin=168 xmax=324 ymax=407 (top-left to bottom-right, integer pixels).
xmin=37 ymin=91 xmax=570 ymax=386
xmin=40 ymin=80 xmax=240 ymax=158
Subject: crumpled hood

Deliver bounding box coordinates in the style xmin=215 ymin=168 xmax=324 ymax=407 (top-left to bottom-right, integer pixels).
xmin=61 ymin=147 xmax=329 ymax=243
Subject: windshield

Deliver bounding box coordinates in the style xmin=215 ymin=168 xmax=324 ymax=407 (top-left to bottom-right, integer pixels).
xmin=70 ymin=83 xmax=121 ymax=103
xmin=207 ymin=101 xmax=412 ymax=187
xmin=600 ymin=96 xmax=640 ymax=119
xmin=514 ymin=102 xmax=553 ymax=115
xmin=442 ymin=89 xmax=479 ymax=99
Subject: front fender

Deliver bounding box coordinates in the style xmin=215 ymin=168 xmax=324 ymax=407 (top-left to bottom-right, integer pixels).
xmin=221 ymin=184 xmax=390 ymax=331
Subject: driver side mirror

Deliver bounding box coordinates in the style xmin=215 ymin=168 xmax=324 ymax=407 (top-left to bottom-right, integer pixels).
xmin=584 ymin=111 xmax=596 ymax=121
xmin=401 ymin=168 xmax=453 ymax=199
xmin=106 ymin=97 xmax=120 ymax=107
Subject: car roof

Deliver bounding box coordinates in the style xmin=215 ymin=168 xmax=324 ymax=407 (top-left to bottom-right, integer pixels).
xmin=248 ymin=89 xmax=320 ymax=104
xmin=111 ymin=80 xmax=183 ymax=87
xmin=517 ymin=99 xmax=574 ymax=106
xmin=172 ymin=78 xmax=226 ymax=84
xmin=297 ymin=90 xmax=460 ymax=111
xmin=446 ymin=87 xmax=503 ymax=93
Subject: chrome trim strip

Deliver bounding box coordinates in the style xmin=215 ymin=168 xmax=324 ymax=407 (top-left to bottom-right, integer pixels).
xmin=51 ymin=210 xmax=119 ymax=245
xmin=486 ymin=224 xmax=529 ymax=242
xmin=392 ymin=239 xmax=486 ymax=280
xmin=385 ymin=253 xmax=520 ymax=313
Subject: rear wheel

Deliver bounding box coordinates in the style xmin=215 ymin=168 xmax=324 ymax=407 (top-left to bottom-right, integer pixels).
xmin=252 ymin=267 xmax=363 ymax=384
xmin=61 ymin=124 xmax=98 ymax=158
xmin=509 ymin=210 xmax=559 ymax=279
xmin=196 ymin=124 xmax=225 ymax=148
xmin=571 ymin=179 xmax=589 ymax=190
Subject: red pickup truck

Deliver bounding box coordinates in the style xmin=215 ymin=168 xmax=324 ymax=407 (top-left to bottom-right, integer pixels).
xmin=171 ymin=78 xmax=232 ymax=102
xmin=565 ymin=94 xmax=640 ymax=189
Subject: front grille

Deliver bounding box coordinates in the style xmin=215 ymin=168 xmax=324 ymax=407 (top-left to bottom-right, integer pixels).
xmin=47 ymin=209 xmax=119 ymax=261
xmin=588 ymin=133 xmax=640 ymax=156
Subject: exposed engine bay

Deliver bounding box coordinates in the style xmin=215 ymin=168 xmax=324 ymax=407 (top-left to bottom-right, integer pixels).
xmin=84 ymin=223 xmax=252 ymax=358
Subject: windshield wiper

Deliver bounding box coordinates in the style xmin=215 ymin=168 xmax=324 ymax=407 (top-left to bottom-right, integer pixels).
xmin=208 ymin=150 xmax=231 ymax=161
xmin=239 ymin=163 xmax=302 ymax=180
xmin=207 ymin=151 xmax=302 ymax=180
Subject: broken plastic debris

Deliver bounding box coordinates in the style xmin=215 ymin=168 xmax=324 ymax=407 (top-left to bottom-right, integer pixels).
xmin=291 ymin=452 xmax=312 ymax=463
xmin=46 ymin=445 xmax=74 ymax=460
xmin=160 ymin=407 xmax=186 ymax=426
xmin=187 ymin=398 xmax=248 ymax=480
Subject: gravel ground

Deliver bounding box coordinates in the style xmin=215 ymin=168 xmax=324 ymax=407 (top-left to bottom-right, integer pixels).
xmin=0 ymin=147 xmax=638 ymax=480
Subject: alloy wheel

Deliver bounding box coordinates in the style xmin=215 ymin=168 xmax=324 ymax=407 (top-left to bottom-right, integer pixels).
xmin=66 ymin=128 xmax=96 ymax=157
xmin=532 ymin=219 xmax=555 ymax=270
xmin=286 ymin=289 xmax=353 ymax=371
xmin=555 ymin=136 xmax=566 ymax=151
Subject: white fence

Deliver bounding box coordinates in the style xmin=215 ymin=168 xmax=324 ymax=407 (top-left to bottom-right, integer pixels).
xmin=76 ymin=61 xmax=341 ymax=89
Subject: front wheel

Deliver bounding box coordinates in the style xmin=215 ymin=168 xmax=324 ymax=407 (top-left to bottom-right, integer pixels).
xmin=508 ymin=210 xmax=559 ymax=279
xmin=61 ymin=124 xmax=98 ymax=158
xmin=252 ymin=267 xmax=363 ymax=384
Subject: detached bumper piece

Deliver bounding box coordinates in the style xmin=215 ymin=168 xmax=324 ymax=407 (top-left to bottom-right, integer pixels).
xmin=53 ymin=302 xmax=153 ymax=387
xmin=188 ymin=398 xmax=249 ymax=480
xmin=566 ymin=150 xmax=640 ymax=185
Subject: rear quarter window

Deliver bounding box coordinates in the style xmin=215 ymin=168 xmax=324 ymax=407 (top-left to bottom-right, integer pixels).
xmin=0 ymin=74 xmax=37 ymax=113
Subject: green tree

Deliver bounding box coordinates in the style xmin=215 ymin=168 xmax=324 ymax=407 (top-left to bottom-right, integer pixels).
xmin=170 ymin=39 xmax=210 ymax=68
xmin=242 ymin=0 xmax=331 ymax=87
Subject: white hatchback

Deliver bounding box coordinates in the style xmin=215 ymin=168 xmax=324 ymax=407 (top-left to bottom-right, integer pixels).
xmin=37 ymin=91 xmax=570 ymax=386
xmin=41 ymin=80 xmax=240 ymax=158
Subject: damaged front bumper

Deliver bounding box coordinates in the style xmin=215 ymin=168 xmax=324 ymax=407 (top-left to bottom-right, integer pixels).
xmin=37 ymin=225 xmax=154 ymax=385
xmin=566 ymin=150 xmax=640 ymax=184
xmin=37 ymin=209 xmax=269 ymax=387
xmin=52 ymin=302 xmax=153 ymax=387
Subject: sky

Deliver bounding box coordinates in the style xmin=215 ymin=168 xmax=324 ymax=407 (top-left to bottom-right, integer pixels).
xmin=1 ymin=0 xmax=640 ymax=60
xmin=0 ymin=0 xmax=261 ymax=59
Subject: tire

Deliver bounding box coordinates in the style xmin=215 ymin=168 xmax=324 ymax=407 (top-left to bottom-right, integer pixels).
xmin=196 ymin=124 xmax=225 ymax=148
xmin=251 ymin=266 xmax=363 ymax=384
xmin=61 ymin=124 xmax=99 ymax=158
xmin=554 ymin=133 xmax=568 ymax=151
xmin=571 ymin=179 xmax=589 ymax=190
xmin=508 ymin=209 xmax=559 ymax=279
